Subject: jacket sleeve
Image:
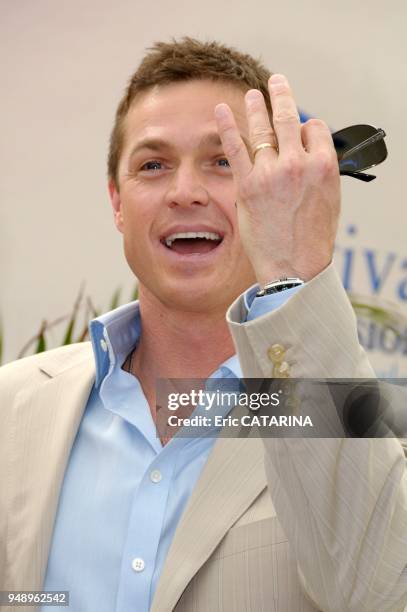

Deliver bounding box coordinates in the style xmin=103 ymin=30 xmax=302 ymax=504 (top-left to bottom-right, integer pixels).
xmin=226 ymin=262 xmax=407 ymax=612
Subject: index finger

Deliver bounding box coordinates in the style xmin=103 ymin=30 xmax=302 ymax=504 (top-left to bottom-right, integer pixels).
xmin=214 ymin=103 xmax=252 ymax=182
xmin=268 ymin=74 xmax=302 ymax=153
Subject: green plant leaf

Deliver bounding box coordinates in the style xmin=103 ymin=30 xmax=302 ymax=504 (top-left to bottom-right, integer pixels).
xmin=351 ymin=300 xmax=401 ymax=332
xmin=87 ymin=297 xmax=99 ymax=318
xmin=131 ymin=285 xmax=139 ymax=301
xmin=62 ymin=315 xmax=76 ymax=346
xmin=35 ymin=329 xmax=47 ymax=354
xmin=77 ymin=325 xmax=90 ymax=343
xmin=110 ymin=288 xmax=121 ymax=310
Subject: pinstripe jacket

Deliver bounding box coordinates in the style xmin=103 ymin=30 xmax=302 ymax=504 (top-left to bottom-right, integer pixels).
xmin=1 ymin=264 xmax=407 ymax=612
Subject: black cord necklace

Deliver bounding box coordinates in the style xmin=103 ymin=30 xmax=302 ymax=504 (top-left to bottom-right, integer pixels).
xmin=126 ymin=347 xmax=136 ymax=374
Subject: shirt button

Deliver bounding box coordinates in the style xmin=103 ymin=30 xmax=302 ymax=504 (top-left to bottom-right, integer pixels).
xmin=267 ymin=344 xmax=286 ymax=363
xmin=132 ymin=558 xmax=145 ymax=573
xmin=100 ymin=339 xmax=108 ymax=352
xmin=150 ymin=469 xmax=162 ymax=483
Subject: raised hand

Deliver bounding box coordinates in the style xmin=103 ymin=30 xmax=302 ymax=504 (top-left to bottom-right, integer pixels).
xmin=214 ymin=74 xmax=341 ymax=285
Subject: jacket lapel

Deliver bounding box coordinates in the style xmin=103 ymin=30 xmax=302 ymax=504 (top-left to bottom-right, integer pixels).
xmin=151 ymin=436 xmax=267 ymax=612
xmin=5 ymin=345 xmax=95 ymax=591
xmin=5 ymin=344 xmax=268 ymax=607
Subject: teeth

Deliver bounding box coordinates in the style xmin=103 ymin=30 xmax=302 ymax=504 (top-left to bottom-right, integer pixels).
xmin=164 ymin=231 xmax=221 ymax=248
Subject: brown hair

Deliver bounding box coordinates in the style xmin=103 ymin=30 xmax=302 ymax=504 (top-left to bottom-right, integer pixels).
xmin=108 ymin=37 xmax=272 ymax=187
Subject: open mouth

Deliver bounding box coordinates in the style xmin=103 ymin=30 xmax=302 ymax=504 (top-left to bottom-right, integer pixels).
xmin=160 ymin=231 xmax=223 ymax=255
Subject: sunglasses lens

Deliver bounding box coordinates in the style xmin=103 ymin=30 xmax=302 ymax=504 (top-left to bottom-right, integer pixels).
xmin=332 ymin=124 xmax=387 ymax=173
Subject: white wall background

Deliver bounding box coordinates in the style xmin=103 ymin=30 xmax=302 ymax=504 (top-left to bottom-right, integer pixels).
xmin=1 ymin=0 xmax=406 ymax=364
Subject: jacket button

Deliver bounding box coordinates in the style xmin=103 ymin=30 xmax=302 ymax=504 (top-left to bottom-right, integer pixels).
xmin=273 ymin=361 xmax=290 ymax=378
xmin=286 ymin=394 xmax=299 ymax=411
xmin=267 ymin=344 xmax=286 ymax=363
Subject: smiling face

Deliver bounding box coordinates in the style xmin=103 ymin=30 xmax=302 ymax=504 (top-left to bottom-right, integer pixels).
xmin=109 ymin=79 xmax=257 ymax=313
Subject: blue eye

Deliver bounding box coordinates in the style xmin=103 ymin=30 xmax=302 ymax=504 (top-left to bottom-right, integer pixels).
xmin=141 ymin=160 xmax=162 ymax=171
xmin=217 ymin=158 xmax=230 ymax=167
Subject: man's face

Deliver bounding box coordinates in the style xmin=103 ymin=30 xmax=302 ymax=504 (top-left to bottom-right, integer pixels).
xmin=110 ymin=79 xmax=257 ymax=313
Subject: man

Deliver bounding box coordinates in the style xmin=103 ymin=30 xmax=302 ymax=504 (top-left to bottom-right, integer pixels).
xmin=1 ymin=37 xmax=406 ymax=612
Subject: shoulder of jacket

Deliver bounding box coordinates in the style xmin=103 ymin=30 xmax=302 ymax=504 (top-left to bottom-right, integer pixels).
xmin=0 ymin=342 xmax=93 ymax=384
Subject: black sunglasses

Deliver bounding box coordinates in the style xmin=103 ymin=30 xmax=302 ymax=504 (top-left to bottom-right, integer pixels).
xmin=331 ymin=124 xmax=387 ymax=182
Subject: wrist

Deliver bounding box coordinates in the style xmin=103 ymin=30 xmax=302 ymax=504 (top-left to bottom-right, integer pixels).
xmin=254 ymin=259 xmax=332 ymax=286
xmin=253 ymin=258 xmax=301 ymax=286
xmin=255 ymin=269 xmax=298 ymax=287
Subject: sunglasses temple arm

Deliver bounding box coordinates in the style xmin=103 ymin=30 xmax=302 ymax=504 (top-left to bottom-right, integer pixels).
xmin=340 ymin=170 xmax=377 ymax=182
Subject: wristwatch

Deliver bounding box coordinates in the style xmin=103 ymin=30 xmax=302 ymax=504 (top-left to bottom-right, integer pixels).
xmin=256 ymin=276 xmax=305 ymax=297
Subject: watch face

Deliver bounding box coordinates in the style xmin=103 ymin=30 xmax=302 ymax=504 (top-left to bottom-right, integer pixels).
xmin=256 ymin=279 xmax=304 ymax=297
xmin=268 ymin=284 xmax=287 ymax=294
xmin=265 ymin=282 xmax=302 ymax=295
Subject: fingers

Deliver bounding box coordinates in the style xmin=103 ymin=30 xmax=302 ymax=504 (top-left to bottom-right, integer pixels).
xmin=301 ymin=118 xmax=336 ymax=155
xmin=215 ymin=75 xmax=336 ymax=187
xmin=268 ymin=74 xmax=303 ymax=153
xmin=245 ymin=89 xmax=278 ymax=160
xmin=301 ymin=119 xmax=339 ymax=177
xmin=214 ymin=103 xmax=252 ymax=182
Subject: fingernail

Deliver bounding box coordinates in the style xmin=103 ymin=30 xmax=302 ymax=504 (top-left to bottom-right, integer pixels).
xmin=269 ymin=74 xmax=287 ymax=85
xmin=246 ymin=89 xmax=263 ymax=103
xmin=214 ymin=104 xmax=229 ymax=119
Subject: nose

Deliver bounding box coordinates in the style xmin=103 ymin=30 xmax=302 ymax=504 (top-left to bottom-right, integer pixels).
xmin=165 ymin=162 xmax=210 ymax=209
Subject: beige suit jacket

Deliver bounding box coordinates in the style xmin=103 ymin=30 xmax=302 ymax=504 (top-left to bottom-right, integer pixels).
xmin=1 ymin=264 xmax=407 ymax=612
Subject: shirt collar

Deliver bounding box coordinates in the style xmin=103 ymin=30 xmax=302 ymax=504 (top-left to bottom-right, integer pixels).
xmin=89 ymin=301 xmax=141 ymax=388
xmin=89 ymin=301 xmax=244 ymax=389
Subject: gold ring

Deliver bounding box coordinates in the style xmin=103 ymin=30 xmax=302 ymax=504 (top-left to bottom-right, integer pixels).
xmin=253 ymin=142 xmax=279 ymax=157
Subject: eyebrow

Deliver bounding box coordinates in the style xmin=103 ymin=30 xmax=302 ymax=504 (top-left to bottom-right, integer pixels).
xmin=128 ymin=131 xmax=251 ymax=160
xmin=129 ymin=138 xmax=171 ymax=159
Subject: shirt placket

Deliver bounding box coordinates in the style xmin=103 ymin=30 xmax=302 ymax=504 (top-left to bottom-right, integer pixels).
xmin=114 ymin=444 xmax=179 ymax=612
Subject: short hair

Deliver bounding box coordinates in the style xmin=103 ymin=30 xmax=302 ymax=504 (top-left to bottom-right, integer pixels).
xmin=107 ymin=37 xmax=272 ymax=187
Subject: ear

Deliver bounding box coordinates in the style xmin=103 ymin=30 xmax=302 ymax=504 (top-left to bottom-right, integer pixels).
xmin=108 ymin=179 xmax=124 ymax=233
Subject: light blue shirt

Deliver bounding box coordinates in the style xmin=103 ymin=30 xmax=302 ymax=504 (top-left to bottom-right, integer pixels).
xmin=42 ymin=285 xmax=301 ymax=611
